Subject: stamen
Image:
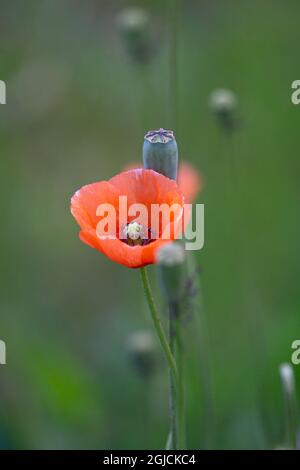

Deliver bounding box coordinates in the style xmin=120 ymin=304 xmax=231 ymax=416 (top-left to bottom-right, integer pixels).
xmin=121 ymin=222 xmax=155 ymax=246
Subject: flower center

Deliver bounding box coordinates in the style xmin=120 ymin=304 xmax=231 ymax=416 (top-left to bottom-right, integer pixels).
xmin=122 ymin=221 xmax=155 ymax=246
xmin=122 ymin=222 xmax=144 ymax=246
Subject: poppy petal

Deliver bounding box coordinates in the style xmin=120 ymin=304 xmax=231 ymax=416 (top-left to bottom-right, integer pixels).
xmin=178 ymin=162 xmax=202 ymax=203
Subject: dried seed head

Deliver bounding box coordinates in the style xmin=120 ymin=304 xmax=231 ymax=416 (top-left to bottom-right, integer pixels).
xmin=118 ymin=8 xmax=150 ymax=32
xmin=209 ymin=89 xmax=238 ymax=132
xmin=117 ymin=8 xmax=154 ymax=64
xmin=128 ymin=330 xmax=155 ymax=354
xmin=127 ymin=330 xmax=156 ymax=378
xmin=209 ymin=89 xmax=237 ymax=113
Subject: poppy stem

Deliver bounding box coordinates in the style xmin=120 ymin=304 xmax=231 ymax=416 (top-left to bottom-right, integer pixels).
xmin=140 ymin=267 xmax=180 ymax=448
xmin=174 ymin=308 xmax=186 ymax=449
xmin=168 ymin=302 xmax=178 ymax=449
xmin=140 ymin=267 xmax=179 ymax=386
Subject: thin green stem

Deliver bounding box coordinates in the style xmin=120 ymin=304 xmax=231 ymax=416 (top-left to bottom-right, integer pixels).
xmin=140 ymin=267 xmax=179 ymax=387
xmin=280 ymin=365 xmax=298 ymax=449
xmin=175 ymin=313 xmax=186 ymax=449
xmin=169 ymin=303 xmax=178 ymax=449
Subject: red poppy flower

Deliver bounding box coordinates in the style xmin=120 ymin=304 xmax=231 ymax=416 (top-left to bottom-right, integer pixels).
xmin=124 ymin=161 xmax=202 ymax=203
xmin=71 ymin=169 xmax=186 ymax=268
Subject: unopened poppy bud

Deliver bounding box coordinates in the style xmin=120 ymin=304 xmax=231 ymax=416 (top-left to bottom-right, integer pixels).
xmin=156 ymin=243 xmax=186 ymax=303
xmin=117 ymin=8 xmax=153 ymax=64
xmin=143 ymin=129 xmax=178 ymax=180
xmin=209 ymin=88 xmax=238 ymax=132
xmin=127 ymin=330 xmax=156 ymax=378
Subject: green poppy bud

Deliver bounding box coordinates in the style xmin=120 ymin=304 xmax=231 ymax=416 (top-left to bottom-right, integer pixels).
xmin=143 ymin=129 xmax=178 ymax=180
xmin=156 ymin=243 xmax=186 ymax=303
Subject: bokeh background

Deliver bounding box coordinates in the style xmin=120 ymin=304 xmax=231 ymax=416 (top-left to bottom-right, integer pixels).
xmin=0 ymin=0 xmax=299 ymax=450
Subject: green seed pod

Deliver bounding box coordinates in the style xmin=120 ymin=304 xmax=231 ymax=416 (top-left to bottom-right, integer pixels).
xmin=156 ymin=243 xmax=186 ymax=303
xmin=143 ymin=129 xmax=178 ymax=180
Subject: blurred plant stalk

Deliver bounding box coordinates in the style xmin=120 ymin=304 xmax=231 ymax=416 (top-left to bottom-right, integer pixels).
xmin=156 ymin=243 xmax=187 ymax=449
xmin=127 ymin=330 xmax=157 ymax=444
xmin=117 ymin=6 xmax=156 ymax=132
xmin=169 ymin=0 xmax=180 ymax=134
xmin=140 ymin=266 xmax=180 ymax=448
xmin=185 ymin=251 xmax=216 ymax=448
xmin=279 ymin=363 xmax=299 ymax=449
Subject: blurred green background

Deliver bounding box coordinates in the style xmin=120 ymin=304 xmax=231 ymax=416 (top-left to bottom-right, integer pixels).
xmin=0 ymin=0 xmax=299 ymax=450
